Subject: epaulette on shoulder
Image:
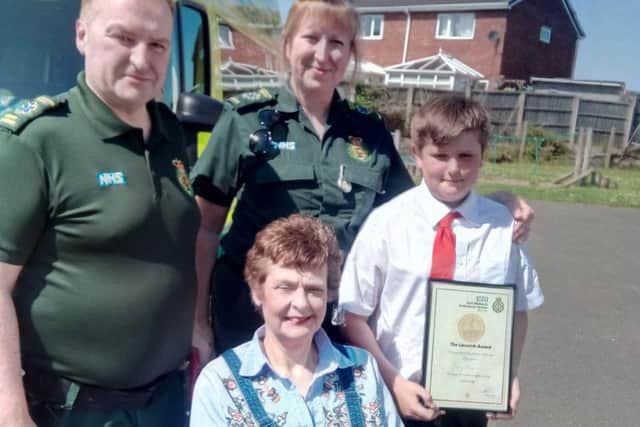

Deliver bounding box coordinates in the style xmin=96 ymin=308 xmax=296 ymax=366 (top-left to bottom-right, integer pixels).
xmin=348 ymin=102 xmax=383 ymax=122
xmin=0 ymin=95 xmax=67 ymax=134
xmin=225 ymin=88 xmax=276 ymax=113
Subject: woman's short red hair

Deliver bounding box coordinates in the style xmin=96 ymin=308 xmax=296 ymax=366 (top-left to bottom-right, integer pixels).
xmin=244 ymin=214 xmax=342 ymax=302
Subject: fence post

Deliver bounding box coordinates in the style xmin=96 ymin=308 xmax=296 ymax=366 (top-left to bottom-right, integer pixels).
xmin=573 ymin=127 xmax=584 ymax=177
xmin=568 ymin=96 xmax=580 ymax=150
xmin=404 ymin=86 xmax=415 ymax=134
xmin=622 ymin=93 xmax=637 ymax=152
xmin=515 ymin=92 xmax=526 ymax=137
xmin=581 ymin=128 xmax=593 ymax=175
xmin=604 ymin=127 xmax=616 ymax=169
xmin=575 ymin=127 xmax=585 ymax=157
xmin=518 ymin=120 xmax=528 ymax=162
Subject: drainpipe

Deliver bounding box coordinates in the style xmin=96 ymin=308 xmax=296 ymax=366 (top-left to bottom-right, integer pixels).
xmin=402 ymin=9 xmax=411 ymax=63
xmin=571 ymin=38 xmax=580 ymax=78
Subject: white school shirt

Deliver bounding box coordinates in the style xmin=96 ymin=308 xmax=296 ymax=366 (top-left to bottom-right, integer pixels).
xmin=339 ymin=182 xmax=544 ymax=382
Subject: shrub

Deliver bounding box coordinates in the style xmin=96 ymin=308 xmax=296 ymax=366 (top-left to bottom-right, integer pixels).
xmin=524 ymin=125 xmax=569 ymax=161
xmin=379 ymin=109 xmax=406 ymax=133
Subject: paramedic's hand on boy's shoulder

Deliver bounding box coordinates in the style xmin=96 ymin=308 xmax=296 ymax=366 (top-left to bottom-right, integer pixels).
xmin=487 ymin=191 xmax=535 ymax=243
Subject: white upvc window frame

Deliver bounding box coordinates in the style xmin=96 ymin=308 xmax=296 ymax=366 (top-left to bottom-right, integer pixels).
xmin=475 ymin=79 xmax=490 ymax=91
xmin=360 ymin=14 xmax=384 ymax=40
xmin=539 ymin=25 xmax=552 ymax=44
xmin=218 ymin=23 xmax=234 ymax=49
xmin=435 ymin=13 xmax=475 ymax=40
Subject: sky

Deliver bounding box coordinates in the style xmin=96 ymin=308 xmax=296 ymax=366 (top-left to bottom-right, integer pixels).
xmin=277 ymin=0 xmax=640 ymax=91
xmin=571 ymin=0 xmax=640 ymax=91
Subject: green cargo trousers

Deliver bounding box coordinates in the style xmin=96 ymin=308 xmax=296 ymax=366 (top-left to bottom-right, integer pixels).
xmin=27 ymin=371 xmax=187 ymax=427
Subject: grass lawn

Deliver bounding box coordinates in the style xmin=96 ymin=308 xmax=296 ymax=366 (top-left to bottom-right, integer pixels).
xmin=476 ymin=160 xmax=640 ymax=208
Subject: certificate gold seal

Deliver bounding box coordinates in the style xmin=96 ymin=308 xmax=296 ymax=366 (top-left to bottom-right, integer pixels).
xmin=457 ymin=313 xmax=486 ymax=343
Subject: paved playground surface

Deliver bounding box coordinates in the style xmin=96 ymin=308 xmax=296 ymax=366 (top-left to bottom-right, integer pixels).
xmin=494 ymin=200 xmax=640 ymax=426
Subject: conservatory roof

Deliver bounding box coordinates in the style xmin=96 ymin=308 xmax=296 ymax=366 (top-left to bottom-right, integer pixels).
xmin=386 ymin=51 xmax=484 ymax=78
xmin=221 ymin=60 xmax=279 ymax=90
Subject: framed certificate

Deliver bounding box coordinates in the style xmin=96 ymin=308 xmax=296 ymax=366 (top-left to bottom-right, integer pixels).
xmin=422 ymin=279 xmax=515 ymax=412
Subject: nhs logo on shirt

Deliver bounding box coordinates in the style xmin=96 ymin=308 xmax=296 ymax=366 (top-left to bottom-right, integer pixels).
xmin=274 ymin=141 xmax=296 ymax=151
xmin=97 ymin=171 xmax=127 ymax=187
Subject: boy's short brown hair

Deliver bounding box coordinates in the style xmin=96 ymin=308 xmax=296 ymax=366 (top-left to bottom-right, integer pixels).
xmin=244 ymin=214 xmax=342 ymax=303
xmin=410 ymin=95 xmax=490 ymax=151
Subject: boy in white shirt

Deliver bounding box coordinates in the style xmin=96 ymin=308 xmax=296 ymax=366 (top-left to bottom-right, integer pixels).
xmin=338 ymin=95 xmax=544 ymax=427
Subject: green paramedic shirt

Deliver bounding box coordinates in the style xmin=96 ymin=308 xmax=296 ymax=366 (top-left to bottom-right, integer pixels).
xmin=191 ymin=86 xmax=414 ymax=261
xmin=0 ymin=73 xmax=200 ymax=388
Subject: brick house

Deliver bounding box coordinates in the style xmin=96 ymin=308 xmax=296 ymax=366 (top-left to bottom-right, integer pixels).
xmin=353 ymin=0 xmax=585 ymax=88
xmin=218 ymin=22 xmax=278 ymax=70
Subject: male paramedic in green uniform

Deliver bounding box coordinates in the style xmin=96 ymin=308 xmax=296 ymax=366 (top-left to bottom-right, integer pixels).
xmin=0 ymin=0 xmax=207 ymax=426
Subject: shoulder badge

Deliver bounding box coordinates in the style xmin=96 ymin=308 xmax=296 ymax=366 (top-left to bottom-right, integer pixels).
xmin=172 ymin=159 xmax=194 ymax=197
xmin=0 ymin=95 xmax=65 ymax=133
xmin=226 ymin=88 xmax=275 ymax=114
xmin=0 ymin=93 xmax=16 ymax=111
xmin=347 ymin=135 xmax=371 ymax=161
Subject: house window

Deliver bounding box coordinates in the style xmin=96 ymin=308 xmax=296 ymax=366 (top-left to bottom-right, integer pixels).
xmin=219 ymin=24 xmax=234 ymax=49
xmin=359 ymin=14 xmax=383 ymax=39
xmin=475 ymin=80 xmax=489 ymax=91
xmin=539 ymin=26 xmax=552 ymax=44
xmin=436 ymin=13 xmax=475 ymax=39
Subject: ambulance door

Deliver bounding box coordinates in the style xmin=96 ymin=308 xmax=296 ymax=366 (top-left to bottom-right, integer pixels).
xmin=167 ymin=1 xmax=223 ymax=165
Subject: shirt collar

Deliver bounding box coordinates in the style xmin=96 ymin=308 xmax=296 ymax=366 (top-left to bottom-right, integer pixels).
xmin=238 ymin=326 xmax=356 ymax=378
xmin=456 ymin=190 xmax=483 ymax=226
xmin=275 ymin=85 xmax=299 ymax=114
xmin=275 ymin=85 xmax=346 ymax=122
xmin=72 ymin=71 xmax=169 ymax=143
xmin=416 ymin=181 xmax=482 ymax=228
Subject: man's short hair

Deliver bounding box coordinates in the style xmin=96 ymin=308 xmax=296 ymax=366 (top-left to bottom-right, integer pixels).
xmin=244 ymin=214 xmax=342 ymax=303
xmin=410 ymin=95 xmax=490 ymax=151
xmin=79 ymin=0 xmax=176 ymax=19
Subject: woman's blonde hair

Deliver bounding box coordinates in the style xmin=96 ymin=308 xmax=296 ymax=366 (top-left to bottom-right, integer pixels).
xmin=280 ymin=0 xmax=361 ymax=84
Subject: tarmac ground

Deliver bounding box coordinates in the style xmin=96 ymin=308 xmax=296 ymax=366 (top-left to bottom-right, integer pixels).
xmin=491 ymin=200 xmax=640 ymax=426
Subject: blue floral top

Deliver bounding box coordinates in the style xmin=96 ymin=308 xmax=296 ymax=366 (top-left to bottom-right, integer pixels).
xmin=190 ymin=327 xmax=402 ymax=426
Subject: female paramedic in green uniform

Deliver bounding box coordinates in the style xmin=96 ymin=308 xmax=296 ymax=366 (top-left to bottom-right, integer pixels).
xmin=190 ymin=0 xmax=533 ymax=355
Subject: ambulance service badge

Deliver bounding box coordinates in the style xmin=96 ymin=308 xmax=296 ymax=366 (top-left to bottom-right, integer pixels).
xmin=173 ymin=159 xmax=194 ymax=197
xmin=347 ymin=136 xmax=370 ymax=161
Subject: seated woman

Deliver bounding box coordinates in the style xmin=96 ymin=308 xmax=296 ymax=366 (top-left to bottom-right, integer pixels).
xmin=190 ymin=214 xmax=401 ymax=426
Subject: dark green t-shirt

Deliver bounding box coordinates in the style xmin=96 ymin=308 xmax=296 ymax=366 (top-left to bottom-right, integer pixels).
xmin=0 ymin=74 xmax=200 ymax=388
xmin=191 ymin=86 xmax=414 ymax=262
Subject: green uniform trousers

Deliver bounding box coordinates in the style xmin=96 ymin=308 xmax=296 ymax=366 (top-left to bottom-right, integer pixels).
xmin=28 ymin=371 xmax=187 ymax=427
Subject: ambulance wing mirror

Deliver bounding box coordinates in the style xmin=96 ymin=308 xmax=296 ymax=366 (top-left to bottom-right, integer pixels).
xmin=176 ymin=92 xmax=223 ymax=129
xmin=176 ymin=93 xmax=224 ymax=164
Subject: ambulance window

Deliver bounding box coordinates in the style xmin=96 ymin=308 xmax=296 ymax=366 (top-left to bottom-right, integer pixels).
xmin=164 ymin=18 xmax=181 ymax=109
xmin=0 ymin=0 xmax=82 ymax=102
xmin=164 ymin=4 xmax=210 ymax=109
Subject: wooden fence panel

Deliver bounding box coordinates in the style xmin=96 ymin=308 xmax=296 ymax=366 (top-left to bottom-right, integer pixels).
xmin=357 ymin=84 xmax=638 ymax=149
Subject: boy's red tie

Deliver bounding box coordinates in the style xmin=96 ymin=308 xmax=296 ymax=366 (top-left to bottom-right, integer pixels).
xmin=430 ymin=211 xmax=461 ymax=280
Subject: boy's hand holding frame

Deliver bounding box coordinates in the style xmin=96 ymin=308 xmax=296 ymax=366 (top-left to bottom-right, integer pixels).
xmin=390 ymin=374 xmax=445 ymax=421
